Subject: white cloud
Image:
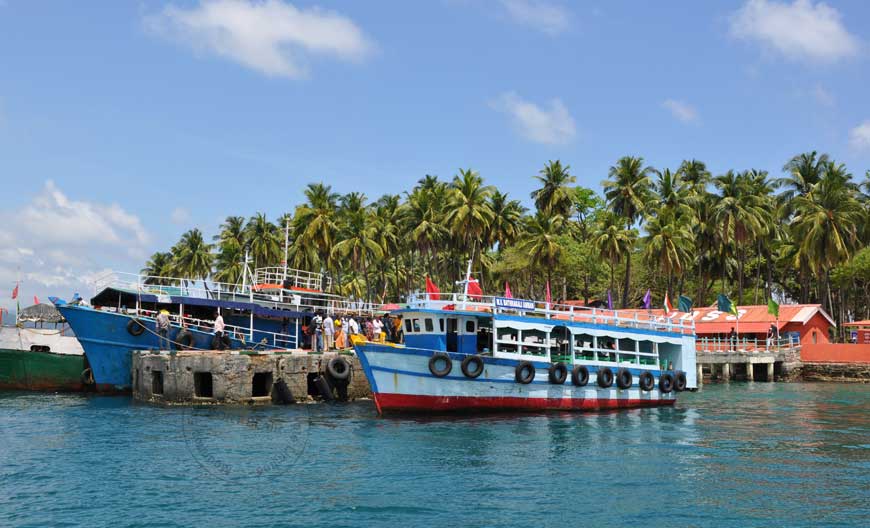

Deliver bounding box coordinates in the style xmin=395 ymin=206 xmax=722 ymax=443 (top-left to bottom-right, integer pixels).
xmin=170 ymin=207 xmax=191 ymax=225
xmin=729 ymin=0 xmax=860 ymax=63
xmin=0 ymin=182 xmax=152 ymax=311
xmin=812 ymin=85 xmax=835 ymax=106
xmin=145 ymin=0 xmax=374 ymax=79
xmin=490 ymin=92 xmax=576 ymax=145
xmin=849 ymin=121 xmax=870 ymax=151
xmin=662 ymin=99 xmax=699 ymax=124
xmin=499 ymin=0 xmax=571 ymax=36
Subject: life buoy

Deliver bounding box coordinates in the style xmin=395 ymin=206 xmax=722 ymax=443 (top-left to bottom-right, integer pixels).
xmin=81 ymin=368 xmax=95 ymax=385
xmin=616 ymin=368 xmax=633 ymax=389
xmin=515 ymin=361 xmax=535 ymax=384
xmin=428 ymin=353 xmax=452 ymax=377
xmin=597 ymin=367 xmax=614 ymax=388
xmin=127 ymin=318 xmax=146 ymax=336
xmin=571 ymin=365 xmax=589 ymax=386
xmin=327 ymin=357 xmax=351 ymax=381
xmin=659 ymin=372 xmax=675 ymax=393
xmin=176 ymin=329 xmax=194 ymax=350
xmin=461 ymin=355 xmax=484 ymax=378
xmin=548 ymin=362 xmax=568 ymax=384
xmin=674 ymin=370 xmax=687 ymax=392
xmin=638 ymin=371 xmax=655 ymax=391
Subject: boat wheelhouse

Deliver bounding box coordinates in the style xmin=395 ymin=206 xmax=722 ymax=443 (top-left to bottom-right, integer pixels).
xmin=355 ymin=291 xmax=697 ymax=414
xmin=59 ymin=265 xmax=376 ymax=392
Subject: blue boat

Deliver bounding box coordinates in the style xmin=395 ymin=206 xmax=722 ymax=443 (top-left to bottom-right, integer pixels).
xmin=59 ymin=266 xmax=372 ymax=392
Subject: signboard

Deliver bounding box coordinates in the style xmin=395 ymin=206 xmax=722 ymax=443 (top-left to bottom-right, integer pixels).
xmin=494 ymin=297 xmax=535 ymax=311
xmin=156 ymin=294 xmax=171 ymax=304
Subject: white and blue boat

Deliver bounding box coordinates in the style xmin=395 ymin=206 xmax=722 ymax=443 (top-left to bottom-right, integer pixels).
xmin=59 ymin=264 xmax=372 ymax=392
xmin=355 ymin=283 xmax=697 ymax=414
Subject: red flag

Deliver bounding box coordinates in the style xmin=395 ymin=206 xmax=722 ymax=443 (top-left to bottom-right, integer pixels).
xmin=467 ymin=275 xmax=483 ymax=299
xmin=34 ymin=295 xmax=39 ymax=305
xmin=11 ymin=284 xmax=18 ymax=300
xmin=425 ymin=276 xmax=440 ymax=300
xmin=504 ymin=282 xmax=513 ymax=298
xmin=545 ymin=280 xmax=551 ymax=305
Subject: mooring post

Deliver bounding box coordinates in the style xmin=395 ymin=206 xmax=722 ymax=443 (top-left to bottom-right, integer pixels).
xmin=696 ymin=363 xmax=704 ymax=388
xmin=766 ymin=362 xmax=774 ymax=382
xmin=746 ymin=361 xmax=754 ymax=381
xmin=722 ymin=363 xmax=731 ymax=382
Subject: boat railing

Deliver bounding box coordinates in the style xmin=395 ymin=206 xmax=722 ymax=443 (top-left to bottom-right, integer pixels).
xmin=406 ymin=292 xmax=696 ymax=335
xmin=252 ymin=267 xmax=331 ymax=292
xmin=135 ymin=308 xmax=299 ymax=350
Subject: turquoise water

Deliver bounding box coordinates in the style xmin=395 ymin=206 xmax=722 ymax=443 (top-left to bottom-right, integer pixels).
xmin=1 ymin=383 xmax=868 ymax=527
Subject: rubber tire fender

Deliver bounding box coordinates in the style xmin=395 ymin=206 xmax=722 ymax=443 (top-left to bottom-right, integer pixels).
xmin=127 ymin=318 xmax=146 ymax=337
xmin=638 ymin=371 xmax=655 ymax=391
xmin=461 ymin=355 xmax=484 ymax=379
xmin=272 ymin=378 xmax=294 ymax=404
xmin=571 ymin=365 xmax=589 ymax=387
xmin=674 ymin=370 xmax=688 ymax=392
xmin=428 ymin=353 xmax=452 ymax=377
xmin=81 ymin=368 xmax=95 ymax=386
xmin=515 ymin=361 xmax=536 ymax=384
xmin=176 ymin=329 xmax=194 ymax=350
xmin=327 ymin=357 xmax=351 ymax=381
xmin=659 ymin=372 xmax=675 ymax=393
xmin=616 ymin=367 xmax=633 ymax=389
xmin=548 ymin=362 xmax=568 ymax=384
xmin=314 ymin=375 xmax=334 ymax=401
xmin=597 ymin=367 xmax=614 ymax=388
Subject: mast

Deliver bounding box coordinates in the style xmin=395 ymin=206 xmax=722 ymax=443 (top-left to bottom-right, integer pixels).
xmin=459 ymin=258 xmax=472 ymax=310
xmin=282 ymin=217 xmax=289 ymax=303
xmin=244 ymin=249 xmax=254 ymax=340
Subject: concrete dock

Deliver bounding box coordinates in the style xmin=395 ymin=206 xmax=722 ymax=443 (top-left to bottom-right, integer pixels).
xmin=695 ymin=342 xmax=802 ymax=384
xmin=132 ymin=350 xmax=372 ymax=405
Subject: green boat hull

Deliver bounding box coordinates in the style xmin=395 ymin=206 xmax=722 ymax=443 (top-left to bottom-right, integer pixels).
xmin=0 ymin=348 xmax=87 ymax=392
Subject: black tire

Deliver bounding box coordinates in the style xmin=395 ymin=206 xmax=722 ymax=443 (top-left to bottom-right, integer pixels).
xmin=428 ymin=353 xmax=452 ymax=377
xmin=571 ymin=365 xmax=589 ymax=387
xmin=81 ymin=368 xmax=95 ymax=385
xmin=638 ymin=371 xmax=655 ymax=391
xmin=548 ymin=362 xmax=568 ymax=384
xmin=327 ymin=357 xmax=351 ymax=381
xmin=674 ymin=370 xmax=688 ymax=392
xmin=272 ymin=378 xmax=294 ymax=404
xmin=461 ymin=355 xmax=484 ymax=379
xmin=616 ymin=367 xmax=633 ymax=389
xmin=176 ymin=329 xmax=194 ymax=350
xmin=659 ymin=372 xmax=675 ymax=393
xmin=597 ymin=367 xmax=614 ymax=388
xmin=127 ymin=318 xmax=146 ymax=336
xmin=314 ymin=375 xmax=334 ymax=401
xmin=515 ymin=361 xmax=535 ymax=384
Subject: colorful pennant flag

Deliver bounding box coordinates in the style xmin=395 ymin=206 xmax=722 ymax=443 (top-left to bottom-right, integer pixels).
xmin=678 ymin=295 xmax=693 ymax=313
xmin=545 ymin=280 xmax=551 ymax=305
xmin=642 ymin=289 xmax=651 ymax=309
xmin=504 ymin=282 xmax=513 ymax=299
xmin=767 ymin=298 xmax=779 ymax=318
xmin=717 ymin=293 xmax=738 ymax=316
xmin=663 ymin=292 xmax=674 ymax=312
xmin=467 ymin=275 xmax=483 ymax=299
xmin=606 ymin=290 xmax=613 ymax=311
xmin=425 ymin=276 xmax=440 ymax=300
xmin=33 ymin=295 xmax=39 ymax=305
xmin=11 ymin=283 xmax=18 ymax=300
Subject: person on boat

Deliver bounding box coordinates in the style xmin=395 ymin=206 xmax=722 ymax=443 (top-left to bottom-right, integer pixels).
xmin=323 ymin=313 xmax=334 ymax=351
xmin=311 ymin=312 xmax=323 ymax=352
xmin=348 ymin=316 xmax=360 ymax=336
xmin=213 ymin=310 xmax=226 ymax=350
xmin=383 ymin=313 xmax=394 ymax=343
xmin=394 ymin=315 xmax=403 ymax=344
xmin=156 ymin=309 xmax=171 ymax=350
xmin=334 ymin=318 xmax=346 ymax=350
xmin=372 ymin=316 xmax=384 ymax=343
xmin=365 ymin=318 xmax=374 ymax=341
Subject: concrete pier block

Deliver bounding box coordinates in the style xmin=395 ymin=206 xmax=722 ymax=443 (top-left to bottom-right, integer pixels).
xmin=131 ymin=351 xmax=371 ymax=405
xmin=746 ymin=362 xmax=754 ymax=381
xmin=721 ymin=363 xmax=731 ymax=381
xmin=766 ymin=362 xmax=774 ymax=382
xmin=696 ymin=363 xmax=704 ymax=387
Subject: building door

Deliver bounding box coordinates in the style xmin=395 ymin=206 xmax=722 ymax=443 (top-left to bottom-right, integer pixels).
xmin=446 ymin=318 xmax=458 ymax=352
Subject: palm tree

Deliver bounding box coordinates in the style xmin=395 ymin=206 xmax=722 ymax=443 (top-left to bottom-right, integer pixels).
xmin=290 ymin=183 xmax=339 ymax=273
xmin=214 ymin=216 xmax=246 ymax=248
xmin=171 ymin=229 xmax=213 ymax=288
xmin=332 ymin=198 xmax=384 ymax=303
xmin=777 ymin=151 xmax=830 ymax=216
xmin=531 ymin=160 xmax=576 ymax=217
xmin=402 ymin=186 xmax=448 ymax=277
xmin=678 ymin=159 xmax=712 ymax=192
xmin=653 ymin=168 xmax=694 ymax=220
xmin=444 ymin=169 xmax=494 ymax=268
xmin=245 ymin=213 xmax=281 ymax=270
xmin=487 ymin=191 xmax=526 ymax=252
xmin=602 ymin=156 xmax=653 ymax=307
xmin=517 ymin=213 xmax=565 ymax=292
xmin=643 ymin=208 xmax=694 ymax=298
xmin=141 ymin=252 xmax=174 ymax=284
xmin=593 ymin=212 xmax=635 ymax=299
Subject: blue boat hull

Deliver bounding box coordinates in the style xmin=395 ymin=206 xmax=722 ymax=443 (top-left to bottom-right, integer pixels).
xmin=58 ymin=306 xmax=246 ymax=391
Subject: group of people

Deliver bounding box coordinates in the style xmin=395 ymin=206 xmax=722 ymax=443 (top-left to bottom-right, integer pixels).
xmin=306 ymin=312 xmax=402 ymax=352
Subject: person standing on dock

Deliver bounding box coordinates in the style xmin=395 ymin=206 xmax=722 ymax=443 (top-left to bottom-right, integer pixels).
xmin=348 ymin=316 xmax=360 ymax=337
xmin=312 ymin=312 xmax=323 ymax=352
xmin=213 ymin=310 xmax=226 ymax=350
xmin=729 ymin=327 xmax=737 ymax=352
xmin=373 ymin=316 xmax=384 ymax=343
xmin=323 ymin=314 xmax=334 ymax=351
xmin=156 ymin=309 xmax=171 ymax=350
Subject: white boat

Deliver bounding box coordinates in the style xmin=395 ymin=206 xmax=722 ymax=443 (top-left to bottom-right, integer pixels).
xmin=354 ymin=289 xmax=697 ymax=414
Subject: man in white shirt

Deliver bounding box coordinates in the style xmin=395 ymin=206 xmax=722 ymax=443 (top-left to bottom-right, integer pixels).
xmin=348 ymin=317 xmax=360 ymax=336
xmin=213 ymin=310 xmax=226 ymax=350
xmin=372 ymin=316 xmax=384 ymax=342
xmin=323 ymin=314 xmax=334 ymax=351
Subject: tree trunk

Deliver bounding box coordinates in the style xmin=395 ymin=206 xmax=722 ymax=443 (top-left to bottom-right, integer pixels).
xmin=737 ymin=245 xmax=745 ymax=303
xmin=622 ymin=255 xmax=631 ymax=308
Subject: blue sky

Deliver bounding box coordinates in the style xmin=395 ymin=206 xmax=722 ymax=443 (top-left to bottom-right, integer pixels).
xmin=1 ymin=0 xmax=869 ymax=309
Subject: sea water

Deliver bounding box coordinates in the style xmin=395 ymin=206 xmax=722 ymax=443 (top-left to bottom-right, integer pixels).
xmin=1 ymin=383 xmax=867 ymax=527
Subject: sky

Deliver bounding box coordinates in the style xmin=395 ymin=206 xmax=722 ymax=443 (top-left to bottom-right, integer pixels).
xmin=1 ymin=0 xmax=869 ymax=311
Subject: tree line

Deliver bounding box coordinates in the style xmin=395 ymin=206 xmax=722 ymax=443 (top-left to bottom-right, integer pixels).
xmin=142 ymin=152 xmax=870 ymax=340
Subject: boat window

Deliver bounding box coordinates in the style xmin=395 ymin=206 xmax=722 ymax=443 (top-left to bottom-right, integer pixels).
xmin=413 ymin=319 xmax=421 ymax=332
xmin=465 ymin=320 xmax=475 ymax=333
xmin=439 ymin=318 xmax=444 ymax=332
xmin=425 ymin=318 xmax=434 ymax=332
xmin=404 ymin=319 xmax=412 ymax=333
